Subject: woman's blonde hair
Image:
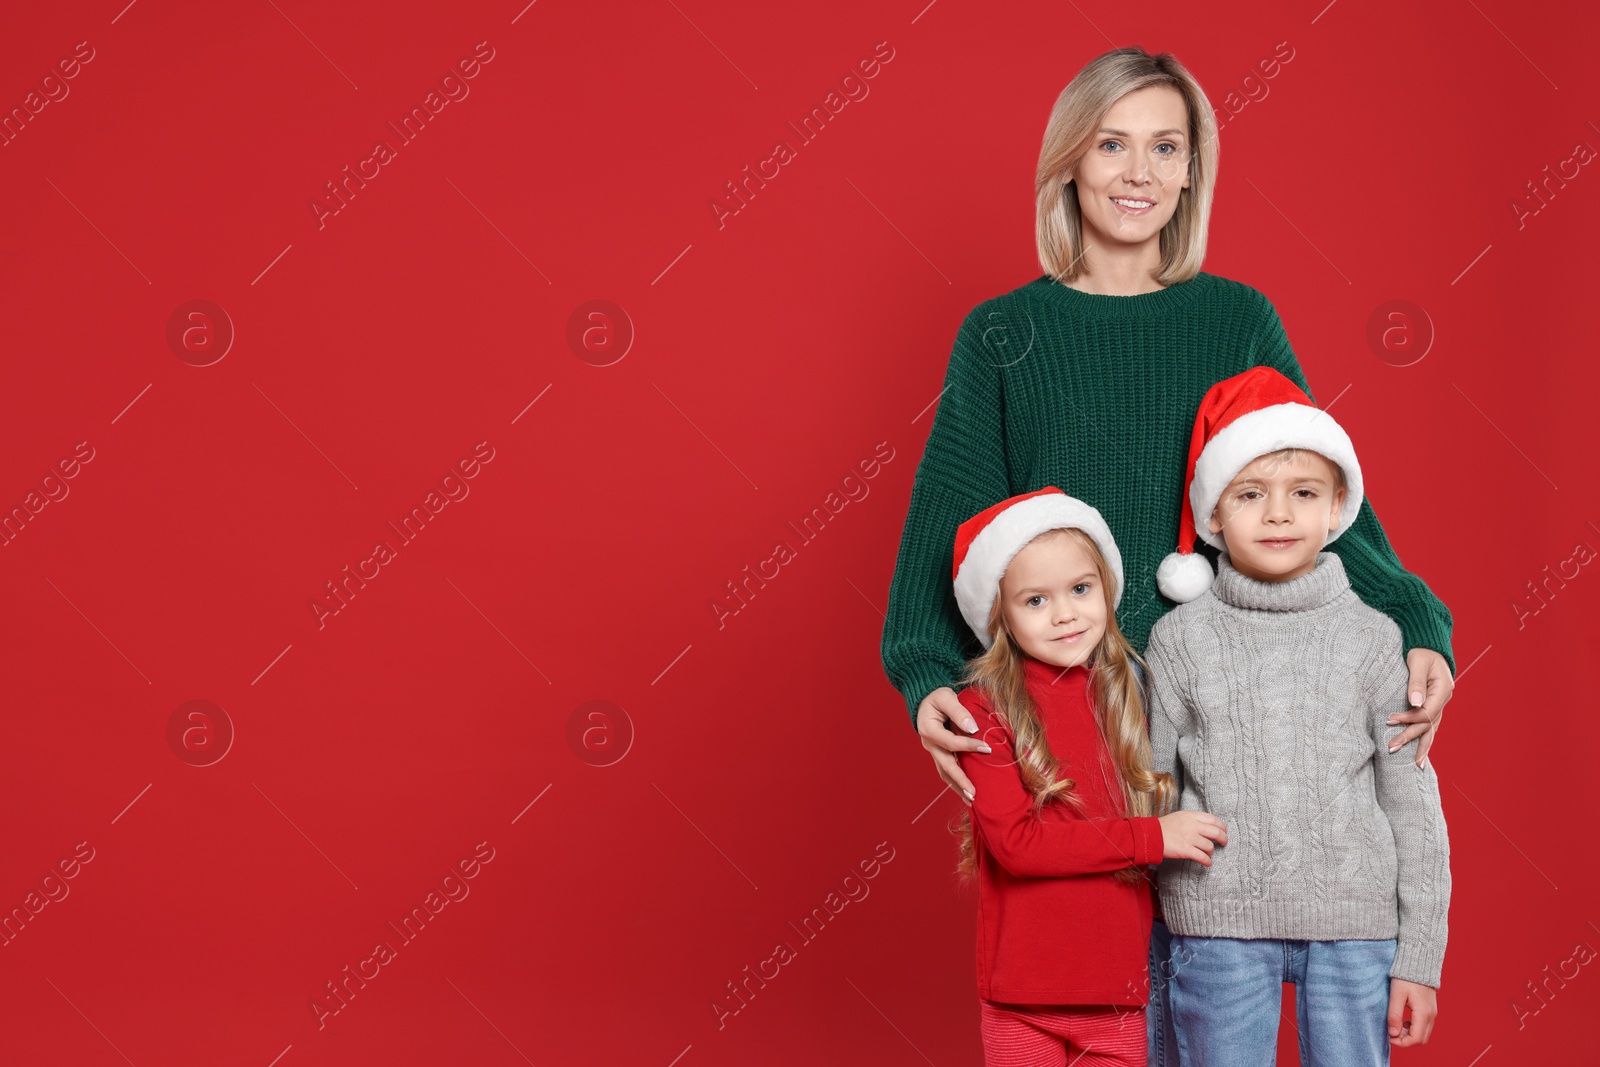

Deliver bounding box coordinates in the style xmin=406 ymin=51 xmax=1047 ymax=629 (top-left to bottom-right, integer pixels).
xmin=951 ymin=527 xmax=1176 ymax=888
xmin=1036 ymin=46 xmax=1219 ymax=286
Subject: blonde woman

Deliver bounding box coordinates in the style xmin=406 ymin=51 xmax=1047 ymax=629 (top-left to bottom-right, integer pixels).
xmin=881 ymin=46 xmax=1455 ymax=1063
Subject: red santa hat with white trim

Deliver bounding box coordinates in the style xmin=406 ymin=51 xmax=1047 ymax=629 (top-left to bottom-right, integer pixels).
xmin=952 ymin=486 xmax=1124 ymax=650
xmin=1156 ymin=366 xmax=1364 ymax=603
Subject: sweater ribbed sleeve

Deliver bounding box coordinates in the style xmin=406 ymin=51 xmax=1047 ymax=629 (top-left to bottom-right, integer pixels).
xmin=1361 ymin=621 xmax=1453 ymax=987
xmin=1248 ymin=298 xmax=1457 ymax=676
xmin=881 ymin=306 xmax=1009 ymax=724
xmin=1143 ymin=620 xmax=1186 ymax=810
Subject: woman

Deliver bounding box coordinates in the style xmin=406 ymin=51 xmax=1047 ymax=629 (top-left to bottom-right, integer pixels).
xmin=879 ymin=46 xmax=1455 ymax=1064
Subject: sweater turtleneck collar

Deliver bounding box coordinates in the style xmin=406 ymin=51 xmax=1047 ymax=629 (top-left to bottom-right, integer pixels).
xmin=1211 ymin=550 xmax=1350 ymax=612
xmin=1021 ymin=654 xmax=1091 ymax=692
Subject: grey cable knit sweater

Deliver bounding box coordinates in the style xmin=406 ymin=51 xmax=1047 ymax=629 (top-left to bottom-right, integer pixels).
xmin=1146 ymin=550 xmax=1451 ymax=988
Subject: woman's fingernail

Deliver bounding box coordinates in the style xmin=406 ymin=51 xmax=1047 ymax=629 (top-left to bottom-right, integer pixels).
xmin=1386 ymin=718 xmax=1399 ymax=726
xmin=1410 ymin=692 xmax=1423 ymax=707
xmin=1389 ymin=742 xmax=1401 ymax=753
xmin=965 ymin=722 xmax=980 ymax=734
xmin=977 ymin=744 xmax=992 ymax=753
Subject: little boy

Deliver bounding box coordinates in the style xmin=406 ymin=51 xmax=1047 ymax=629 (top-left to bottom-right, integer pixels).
xmin=1143 ymin=367 xmax=1451 ymax=1064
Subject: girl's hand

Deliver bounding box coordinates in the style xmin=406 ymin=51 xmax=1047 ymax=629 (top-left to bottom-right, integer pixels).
xmin=916 ymin=687 xmax=990 ymax=804
xmin=1158 ymin=811 xmax=1228 ymax=865
xmin=1388 ymin=979 xmax=1437 ymax=1046
xmin=1390 ymin=648 xmax=1452 ymax=769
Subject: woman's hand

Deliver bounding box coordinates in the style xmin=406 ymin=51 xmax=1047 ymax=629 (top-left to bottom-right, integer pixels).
xmin=916 ymin=687 xmax=991 ymax=804
xmin=1158 ymin=811 xmax=1228 ymax=866
xmin=1390 ymin=648 xmax=1453 ymax=769
xmin=1387 ymin=979 xmax=1437 ymax=1046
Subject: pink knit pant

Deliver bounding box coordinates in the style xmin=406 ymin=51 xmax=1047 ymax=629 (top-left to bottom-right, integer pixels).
xmin=979 ymin=999 xmax=1146 ymax=1066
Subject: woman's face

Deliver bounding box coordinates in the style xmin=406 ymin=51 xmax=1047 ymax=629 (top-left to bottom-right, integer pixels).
xmin=1067 ymin=85 xmax=1192 ymax=257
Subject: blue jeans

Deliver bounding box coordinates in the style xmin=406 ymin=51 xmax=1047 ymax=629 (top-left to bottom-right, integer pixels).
xmin=1146 ymin=919 xmax=1181 ymax=1066
xmin=1151 ymin=930 xmax=1397 ymax=1066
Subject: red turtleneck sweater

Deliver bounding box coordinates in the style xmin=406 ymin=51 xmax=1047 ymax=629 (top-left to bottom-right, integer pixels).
xmin=956 ymin=656 xmax=1165 ymax=1006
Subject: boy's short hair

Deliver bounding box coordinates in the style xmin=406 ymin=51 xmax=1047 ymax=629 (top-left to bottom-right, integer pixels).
xmin=1208 ymin=448 xmax=1349 ymax=534
xmin=1248 ymin=446 xmax=1349 ymax=495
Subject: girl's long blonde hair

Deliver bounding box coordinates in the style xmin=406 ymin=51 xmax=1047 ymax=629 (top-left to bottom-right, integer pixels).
xmin=1036 ymin=46 xmax=1220 ymax=286
xmin=952 ymin=528 xmax=1176 ymax=888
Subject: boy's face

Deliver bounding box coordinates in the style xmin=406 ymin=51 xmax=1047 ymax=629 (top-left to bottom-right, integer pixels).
xmin=1208 ymin=449 xmax=1347 ymax=583
xmin=998 ymin=532 xmax=1109 ymax=670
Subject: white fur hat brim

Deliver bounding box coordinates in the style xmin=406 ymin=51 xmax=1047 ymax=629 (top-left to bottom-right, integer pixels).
xmin=953 ymin=493 xmax=1123 ymax=650
xmin=1189 ymin=402 xmax=1363 ymax=550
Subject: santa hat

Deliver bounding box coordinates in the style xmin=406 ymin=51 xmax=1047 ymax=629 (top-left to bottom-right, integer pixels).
xmin=952 ymin=486 xmax=1124 ymax=650
xmin=1156 ymin=366 xmax=1364 ymax=603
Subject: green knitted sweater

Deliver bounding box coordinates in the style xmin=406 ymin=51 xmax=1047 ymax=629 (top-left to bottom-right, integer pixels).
xmin=881 ymin=271 xmax=1455 ymax=725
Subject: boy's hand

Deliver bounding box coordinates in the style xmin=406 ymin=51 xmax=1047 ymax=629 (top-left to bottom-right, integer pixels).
xmin=1388 ymin=979 xmax=1437 ymax=1046
xmin=1157 ymin=811 xmax=1227 ymax=865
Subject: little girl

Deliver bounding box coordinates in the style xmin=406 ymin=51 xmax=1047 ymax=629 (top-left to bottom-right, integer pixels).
xmin=949 ymin=486 xmax=1228 ymax=1066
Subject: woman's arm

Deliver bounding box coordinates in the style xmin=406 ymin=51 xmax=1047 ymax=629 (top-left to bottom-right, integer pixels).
xmin=1248 ymin=298 xmax=1455 ymax=673
xmin=881 ymin=303 xmax=1013 ymax=726
xmin=1248 ymin=294 xmax=1455 ymax=762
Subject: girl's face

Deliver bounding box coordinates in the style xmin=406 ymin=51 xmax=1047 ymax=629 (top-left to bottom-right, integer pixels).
xmin=998 ymin=532 xmax=1109 ymax=671
xmin=1066 ymin=85 xmax=1192 ymax=258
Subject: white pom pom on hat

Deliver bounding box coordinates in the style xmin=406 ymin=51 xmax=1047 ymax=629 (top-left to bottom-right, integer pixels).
xmin=952 ymin=486 xmax=1124 ymax=650
xmin=1158 ymin=366 xmax=1364 ymax=603
xmin=1155 ymin=551 xmax=1216 ymax=604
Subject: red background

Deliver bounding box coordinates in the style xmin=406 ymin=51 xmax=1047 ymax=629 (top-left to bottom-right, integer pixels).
xmin=0 ymin=1 xmax=1593 ymax=1064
